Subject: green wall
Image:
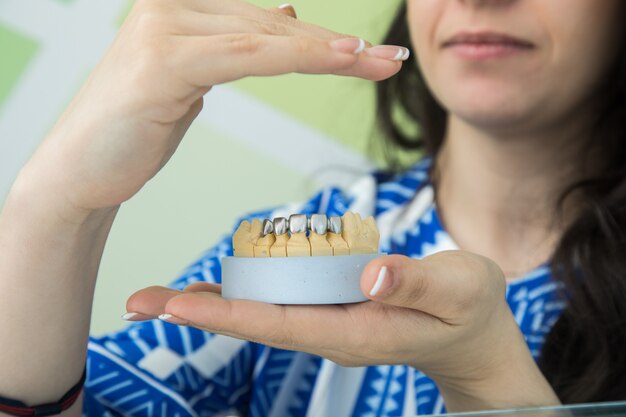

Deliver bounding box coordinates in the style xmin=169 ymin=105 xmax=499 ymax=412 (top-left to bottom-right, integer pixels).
xmin=0 ymin=26 xmax=38 ymax=109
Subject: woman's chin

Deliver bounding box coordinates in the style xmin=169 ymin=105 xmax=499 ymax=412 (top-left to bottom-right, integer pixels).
xmin=447 ymin=100 xmax=537 ymax=133
xmin=433 ymin=79 xmax=543 ymax=132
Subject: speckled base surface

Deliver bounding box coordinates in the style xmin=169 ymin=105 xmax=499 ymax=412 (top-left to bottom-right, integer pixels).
xmin=222 ymin=254 xmax=381 ymax=304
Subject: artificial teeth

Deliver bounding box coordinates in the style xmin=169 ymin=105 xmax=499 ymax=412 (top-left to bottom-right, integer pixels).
xmin=254 ymin=219 xmax=275 ymax=257
xmin=310 ymin=214 xmax=328 ymax=235
xmin=328 ymin=216 xmax=342 ymax=234
xmin=341 ymin=212 xmax=379 ymax=255
xmin=270 ymin=217 xmax=288 ymax=257
xmin=309 ymin=214 xmax=333 ymax=257
xmin=232 ymin=219 xmax=263 ymax=257
xmin=287 ymin=214 xmax=311 ymax=257
xmin=232 ymin=212 xmax=379 ymax=257
xmin=327 ymin=215 xmax=350 ymax=256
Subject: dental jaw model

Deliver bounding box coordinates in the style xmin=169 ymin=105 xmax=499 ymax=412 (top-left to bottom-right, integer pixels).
xmin=232 ymin=213 xmax=378 ymax=258
xmin=223 ymin=212 xmax=380 ymax=304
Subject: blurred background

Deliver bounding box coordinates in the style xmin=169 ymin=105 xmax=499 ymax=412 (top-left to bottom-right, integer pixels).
xmin=0 ymin=0 xmax=401 ymax=335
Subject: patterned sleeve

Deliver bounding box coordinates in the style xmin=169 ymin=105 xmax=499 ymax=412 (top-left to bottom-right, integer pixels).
xmin=82 ymin=186 xmax=356 ymax=417
xmin=84 ymin=232 xmax=257 ymax=417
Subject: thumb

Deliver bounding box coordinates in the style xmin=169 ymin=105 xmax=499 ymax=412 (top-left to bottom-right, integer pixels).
xmin=360 ymin=252 xmax=506 ymax=323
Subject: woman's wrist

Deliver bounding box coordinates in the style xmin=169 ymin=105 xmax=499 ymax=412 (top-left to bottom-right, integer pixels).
xmin=426 ymin=318 xmax=561 ymax=412
xmin=6 ymin=164 xmax=118 ymax=230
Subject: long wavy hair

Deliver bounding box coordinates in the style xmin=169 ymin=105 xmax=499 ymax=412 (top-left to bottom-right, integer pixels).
xmin=376 ymin=3 xmax=626 ymax=402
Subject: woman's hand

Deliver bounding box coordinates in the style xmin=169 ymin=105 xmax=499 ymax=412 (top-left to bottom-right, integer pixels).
xmin=19 ymin=0 xmax=405 ymax=217
xmin=126 ymin=251 xmax=560 ymax=411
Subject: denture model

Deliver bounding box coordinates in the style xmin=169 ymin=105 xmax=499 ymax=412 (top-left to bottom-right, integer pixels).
xmin=222 ymin=212 xmax=381 ymax=304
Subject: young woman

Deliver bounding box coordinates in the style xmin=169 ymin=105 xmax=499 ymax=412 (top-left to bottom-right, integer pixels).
xmin=0 ymin=0 xmax=624 ymax=416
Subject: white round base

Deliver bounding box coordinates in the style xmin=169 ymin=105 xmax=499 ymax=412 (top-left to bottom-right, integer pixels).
xmin=221 ymin=254 xmax=381 ymax=304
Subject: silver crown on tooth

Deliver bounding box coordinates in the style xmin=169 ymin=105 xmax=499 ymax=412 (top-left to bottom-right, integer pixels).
xmin=310 ymin=214 xmax=328 ymax=235
xmin=262 ymin=219 xmax=274 ymax=236
xmin=272 ymin=217 xmax=288 ymax=236
xmin=289 ymin=214 xmax=308 ymax=234
xmin=328 ymin=216 xmax=342 ymax=234
xmin=261 ymin=214 xmax=343 ymax=236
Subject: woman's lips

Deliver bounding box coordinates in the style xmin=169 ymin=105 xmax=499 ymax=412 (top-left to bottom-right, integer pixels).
xmin=442 ymin=31 xmax=534 ymax=60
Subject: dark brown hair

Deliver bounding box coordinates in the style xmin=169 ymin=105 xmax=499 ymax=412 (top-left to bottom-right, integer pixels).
xmin=376 ymin=3 xmax=626 ymax=402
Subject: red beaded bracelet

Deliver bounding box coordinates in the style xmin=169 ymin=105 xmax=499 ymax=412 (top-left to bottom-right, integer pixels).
xmin=0 ymin=369 xmax=85 ymax=417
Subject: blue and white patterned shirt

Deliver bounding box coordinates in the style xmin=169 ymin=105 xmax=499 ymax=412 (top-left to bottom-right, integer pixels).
xmin=85 ymin=159 xmax=565 ymax=417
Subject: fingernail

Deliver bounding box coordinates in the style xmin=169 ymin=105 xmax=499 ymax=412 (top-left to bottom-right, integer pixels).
xmin=122 ymin=312 xmax=138 ymax=321
xmin=158 ymin=313 xmax=189 ymax=326
xmin=330 ymin=38 xmax=366 ymax=54
xmin=370 ymin=266 xmax=392 ymax=296
xmin=277 ymin=3 xmax=297 ymax=18
xmin=365 ymin=45 xmax=410 ymax=61
xmin=122 ymin=312 xmax=154 ymax=321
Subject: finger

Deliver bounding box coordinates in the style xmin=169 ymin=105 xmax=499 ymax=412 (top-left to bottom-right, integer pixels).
xmin=177 ymin=34 xmax=404 ymax=86
xmin=183 ymin=282 xmax=222 ymax=294
xmin=360 ymin=252 xmax=507 ymax=323
xmin=333 ymin=49 xmax=404 ymax=80
xmin=163 ymin=292 xmax=359 ymax=351
xmin=126 ymin=285 xmax=183 ymax=318
xmin=171 ymin=12 xmax=311 ymax=38
xmin=179 ymin=0 xmax=352 ymax=42
xmin=124 ymin=282 xmax=220 ymax=321
xmin=169 ymin=12 xmax=378 ymax=63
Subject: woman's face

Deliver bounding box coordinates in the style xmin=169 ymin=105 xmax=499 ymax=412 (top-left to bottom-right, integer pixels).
xmin=407 ymin=0 xmax=624 ymax=133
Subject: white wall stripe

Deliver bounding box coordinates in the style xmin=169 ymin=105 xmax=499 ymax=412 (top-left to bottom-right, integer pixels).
xmin=200 ymin=86 xmax=374 ymax=188
xmin=0 ymin=0 xmax=372 ymax=201
xmin=0 ymin=0 xmax=123 ymax=199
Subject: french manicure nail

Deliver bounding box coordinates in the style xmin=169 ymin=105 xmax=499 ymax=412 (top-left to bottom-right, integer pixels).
xmin=330 ymin=38 xmax=366 ymax=54
xmin=121 ymin=312 xmax=138 ymax=321
xmin=277 ymin=3 xmax=297 ymax=18
xmin=158 ymin=313 xmax=189 ymax=326
xmin=370 ymin=266 xmax=392 ymax=296
xmin=365 ymin=45 xmax=411 ymax=61
xmin=121 ymin=312 xmax=155 ymax=321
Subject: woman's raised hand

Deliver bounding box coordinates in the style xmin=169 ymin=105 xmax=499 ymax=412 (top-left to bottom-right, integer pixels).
xmin=20 ymin=0 xmax=406 ymax=216
xmin=126 ymin=251 xmax=560 ymax=411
